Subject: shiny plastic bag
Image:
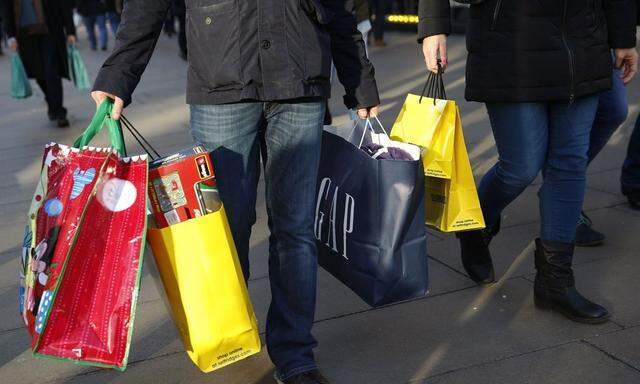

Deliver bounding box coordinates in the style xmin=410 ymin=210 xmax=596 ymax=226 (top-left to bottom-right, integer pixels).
xmin=424 ymin=108 xmax=486 ymax=232
xmin=390 ymin=72 xmax=456 ymax=179
xmin=20 ymin=101 xmax=148 ymax=370
xmin=147 ymin=208 xmax=261 ymax=372
xmin=11 ymin=53 xmax=33 ymax=99
xmin=67 ymin=45 xmax=91 ymax=91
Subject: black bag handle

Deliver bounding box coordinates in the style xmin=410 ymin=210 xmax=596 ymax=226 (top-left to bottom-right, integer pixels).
xmin=418 ymin=64 xmax=447 ymax=105
xmin=119 ymin=114 xmax=162 ymax=160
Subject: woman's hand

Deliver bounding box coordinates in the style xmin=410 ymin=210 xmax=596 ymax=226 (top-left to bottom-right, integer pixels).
xmin=615 ymin=48 xmax=639 ymax=84
xmin=422 ymin=34 xmax=447 ymax=73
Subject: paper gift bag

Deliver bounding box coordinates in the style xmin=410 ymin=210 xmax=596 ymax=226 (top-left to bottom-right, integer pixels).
xmin=315 ymin=119 xmax=429 ymax=307
xmin=391 ymin=75 xmax=456 ymax=179
xmin=20 ymin=101 xmax=148 ymax=370
xmin=147 ymin=208 xmax=261 ymax=372
xmin=425 ymin=109 xmax=486 ymax=232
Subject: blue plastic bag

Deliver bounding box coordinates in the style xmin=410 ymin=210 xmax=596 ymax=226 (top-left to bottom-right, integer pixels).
xmin=67 ymin=45 xmax=91 ymax=91
xmin=11 ymin=53 xmax=33 ymax=99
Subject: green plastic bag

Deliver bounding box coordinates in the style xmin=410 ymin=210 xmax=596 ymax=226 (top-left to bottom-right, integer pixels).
xmin=67 ymin=45 xmax=91 ymax=91
xmin=11 ymin=53 xmax=33 ymax=99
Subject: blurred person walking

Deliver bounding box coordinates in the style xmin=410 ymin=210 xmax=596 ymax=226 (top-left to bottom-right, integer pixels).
xmin=574 ymin=65 xmax=628 ymax=246
xmin=574 ymin=1 xmax=640 ymax=246
xmin=370 ymin=0 xmax=387 ymax=47
xmin=4 ymin=0 xmax=76 ymax=127
xmin=420 ymin=0 xmax=638 ymax=324
xmin=76 ymin=0 xmax=107 ymax=50
xmin=622 ymin=115 xmax=640 ymax=209
xmin=172 ymin=0 xmax=186 ymax=60
xmin=621 ymin=3 xmax=640 ymax=209
xmin=103 ymin=0 xmax=121 ymax=35
xmin=90 ymin=0 xmax=380 ymax=383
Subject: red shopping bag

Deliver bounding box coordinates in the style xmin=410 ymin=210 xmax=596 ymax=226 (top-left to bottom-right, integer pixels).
xmin=19 ymin=101 xmax=148 ymax=370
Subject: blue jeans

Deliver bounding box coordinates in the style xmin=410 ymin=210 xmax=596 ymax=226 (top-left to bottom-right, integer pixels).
xmin=105 ymin=11 xmax=120 ymax=35
xmin=622 ymin=115 xmax=640 ymax=196
xmin=588 ymin=69 xmax=628 ymax=163
xmin=190 ymin=100 xmax=325 ymax=380
xmin=479 ymin=95 xmax=600 ymax=243
xmin=82 ymin=14 xmax=107 ymax=49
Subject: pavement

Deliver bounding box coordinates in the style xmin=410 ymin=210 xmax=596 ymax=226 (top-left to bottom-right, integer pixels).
xmin=1 ymin=30 xmax=640 ymax=384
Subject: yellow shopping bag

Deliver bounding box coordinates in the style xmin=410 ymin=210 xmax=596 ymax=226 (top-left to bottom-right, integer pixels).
xmin=147 ymin=207 xmax=261 ymax=373
xmin=424 ymin=109 xmax=486 ymax=232
xmin=391 ymin=93 xmax=456 ymax=179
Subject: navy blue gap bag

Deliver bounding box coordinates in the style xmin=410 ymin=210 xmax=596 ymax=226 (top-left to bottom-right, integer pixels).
xmin=314 ymin=121 xmax=429 ymax=307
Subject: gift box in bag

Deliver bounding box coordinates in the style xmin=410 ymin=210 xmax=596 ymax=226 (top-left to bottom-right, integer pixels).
xmin=19 ymin=100 xmax=148 ymax=370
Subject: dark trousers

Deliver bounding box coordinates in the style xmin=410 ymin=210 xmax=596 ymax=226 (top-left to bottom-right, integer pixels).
xmin=622 ymin=116 xmax=640 ymax=196
xmin=35 ymin=36 xmax=66 ymax=119
xmin=177 ymin=10 xmax=186 ymax=56
xmin=371 ymin=0 xmax=388 ymax=40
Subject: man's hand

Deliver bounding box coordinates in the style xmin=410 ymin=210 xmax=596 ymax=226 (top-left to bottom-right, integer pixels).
xmin=357 ymin=105 xmax=380 ymax=119
xmin=67 ymin=35 xmax=77 ymax=45
xmin=422 ymin=34 xmax=447 ymax=74
xmin=91 ymin=91 xmax=125 ymax=119
xmin=8 ymin=37 xmax=18 ymax=52
xmin=614 ymin=48 xmax=639 ymax=84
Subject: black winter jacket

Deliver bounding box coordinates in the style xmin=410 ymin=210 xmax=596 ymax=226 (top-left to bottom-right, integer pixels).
xmin=93 ymin=0 xmax=380 ymax=109
xmin=418 ymin=0 xmax=637 ymax=103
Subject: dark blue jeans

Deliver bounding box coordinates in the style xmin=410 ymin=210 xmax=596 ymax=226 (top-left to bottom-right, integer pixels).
xmin=82 ymin=14 xmax=107 ymax=49
xmin=588 ymin=69 xmax=628 ymax=163
xmin=622 ymin=115 xmax=640 ymax=196
xmin=479 ymin=95 xmax=600 ymax=243
xmin=190 ymin=100 xmax=325 ymax=380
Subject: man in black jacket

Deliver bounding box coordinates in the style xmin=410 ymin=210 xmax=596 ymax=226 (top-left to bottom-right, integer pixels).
xmin=419 ymin=0 xmax=637 ymax=324
xmin=91 ymin=1 xmax=379 ymax=383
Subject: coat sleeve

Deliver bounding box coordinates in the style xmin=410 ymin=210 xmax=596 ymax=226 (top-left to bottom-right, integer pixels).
xmin=323 ymin=0 xmax=380 ymax=109
xmin=604 ymin=0 xmax=637 ymax=48
xmin=417 ymin=0 xmax=451 ymax=42
xmin=63 ymin=0 xmax=76 ymax=37
xmin=92 ymin=0 xmax=171 ymax=105
xmin=3 ymin=0 xmax=17 ymax=39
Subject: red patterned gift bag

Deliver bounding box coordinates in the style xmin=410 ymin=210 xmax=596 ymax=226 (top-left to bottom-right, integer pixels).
xmin=19 ymin=101 xmax=148 ymax=370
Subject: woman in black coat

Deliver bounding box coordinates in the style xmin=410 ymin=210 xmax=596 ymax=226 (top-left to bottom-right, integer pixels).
xmin=419 ymin=0 xmax=638 ymax=324
xmin=5 ymin=0 xmax=76 ymax=127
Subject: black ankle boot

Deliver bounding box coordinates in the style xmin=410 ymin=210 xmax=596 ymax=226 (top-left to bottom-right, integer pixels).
xmin=457 ymin=220 xmax=500 ymax=284
xmin=533 ymin=239 xmax=609 ymax=324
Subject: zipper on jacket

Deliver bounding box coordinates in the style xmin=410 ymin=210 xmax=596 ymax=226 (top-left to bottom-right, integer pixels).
xmin=491 ymin=0 xmax=504 ymax=31
xmin=561 ymin=0 xmax=576 ymax=103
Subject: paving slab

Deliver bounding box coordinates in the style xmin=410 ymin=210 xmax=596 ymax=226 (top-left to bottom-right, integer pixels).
xmin=309 ymin=278 xmax=619 ymax=384
xmin=423 ymin=341 xmax=640 ymax=384
xmin=587 ymin=325 xmax=640 ymax=372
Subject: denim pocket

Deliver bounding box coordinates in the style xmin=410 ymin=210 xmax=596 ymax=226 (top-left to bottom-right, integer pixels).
xmin=186 ymin=0 xmax=243 ymax=92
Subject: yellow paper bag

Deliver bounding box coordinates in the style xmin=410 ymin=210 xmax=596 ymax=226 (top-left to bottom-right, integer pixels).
xmin=147 ymin=207 xmax=261 ymax=373
xmin=391 ymin=93 xmax=456 ymax=179
xmin=424 ymin=109 xmax=486 ymax=232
